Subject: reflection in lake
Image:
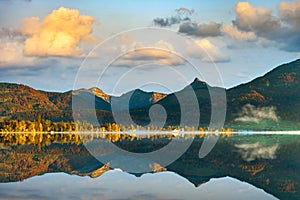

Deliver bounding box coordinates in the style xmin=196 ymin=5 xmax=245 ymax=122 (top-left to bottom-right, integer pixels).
xmin=0 ymin=133 xmax=299 ymax=199
xmin=0 ymin=171 xmax=277 ymax=200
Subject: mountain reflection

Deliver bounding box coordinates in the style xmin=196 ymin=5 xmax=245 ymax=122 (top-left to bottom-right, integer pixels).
xmin=0 ymin=171 xmax=277 ymax=200
xmin=0 ymin=133 xmax=299 ymax=199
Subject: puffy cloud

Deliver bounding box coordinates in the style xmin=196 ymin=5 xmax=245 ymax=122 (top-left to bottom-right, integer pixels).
xmin=113 ymin=40 xmax=185 ymax=66
xmin=179 ymin=21 xmax=222 ymax=37
xmin=278 ymin=0 xmax=300 ymax=27
xmin=276 ymin=0 xmax=300 ymax=52
xmin=186 ymin=39 xmax=229 ymax=63
xmin=235 ymin=104 xmax=279 ymax=123
xmin=221 ymin=23 xmax=256 ymax=41
xmin=229 ymin=1 xmax=300 ymax=52
xmin=235 ymin=142 xmax=279 ymax=162
xmin=21 ymin=7 xmax=96 ymax=57
xmin=234 ymin=2 xmax=280 ymax=34
xmin=0 ymin=39 xmax=35 ymax=67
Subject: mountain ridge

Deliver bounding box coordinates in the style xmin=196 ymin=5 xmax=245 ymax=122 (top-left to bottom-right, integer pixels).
xmin=1 ymin=59 xmax=300 ymax=129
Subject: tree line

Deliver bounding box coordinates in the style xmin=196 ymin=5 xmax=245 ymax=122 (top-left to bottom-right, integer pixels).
xmin=0 ymin=119 xmax=234 ymax=133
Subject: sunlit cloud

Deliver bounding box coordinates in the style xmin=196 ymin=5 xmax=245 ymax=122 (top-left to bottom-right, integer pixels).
xmin=278 ymin=0 xmax=300 ymax=27
xmin=234 ymin=2 xmax=280 ymax=34
xmin=186 ymin=39 xmax=229 ymax=63
xmin=113 ymin=40 xmax=185 ymax=67
xmin=21 ymin=7 xmax=96 ymax=57
xmin=0 ymin=39 xmax=35 ymax=67
xmin=230 ymin=1 xmax=300 ymax=52
xmin=221 ymin=23 xmax=256 ymax=41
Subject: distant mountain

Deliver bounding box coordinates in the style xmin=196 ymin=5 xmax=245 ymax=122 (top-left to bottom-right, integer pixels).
xmin=111 ymin=89 xmax=167 ymax=110
xmin=0 ymin=84 xmax=112 ymax=122
xmin=1 ymin=59 xmax=300 ymax=129
xmin=73 ymin=87 xmax=110 ymax=103
xmin=0 ymin=82 xmax=167 ymax=123
xmin=152 ymin=78 xmax=224 ymax=127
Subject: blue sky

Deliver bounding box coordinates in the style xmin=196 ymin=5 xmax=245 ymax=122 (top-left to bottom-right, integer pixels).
xmin=0 ymin=0 xmax=299 ymax=93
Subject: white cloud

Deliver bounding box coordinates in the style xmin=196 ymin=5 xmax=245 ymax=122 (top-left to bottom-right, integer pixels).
xmin=235 ymin=142 xmax=279 ymax=162
xmin=186 ymin=39 xmax=229 ymax=63
xmin=235 ymin=104 xmax=279 ymax=123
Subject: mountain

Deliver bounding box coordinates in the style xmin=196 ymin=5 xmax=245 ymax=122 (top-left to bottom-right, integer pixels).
xmin=72 ymin=87 xmax=110 ymax=103
xmin=153 ymin=78 xmax=224 ymax=127
xmin=111 ymin=89 xmax=167 ymax=110
xmin=0 ymin=83 xmax=59 ymax=116
xmin=0 ymin=84 xmax=112 ymax=122
xmin=0 ymin=82 xmax=167 ymax=123
xmin=144 ymin=59 xmax=300 ymax=129
xmin=1 ymin=59 xmax=300 ymax=129
xmin=226 ymin=59 xmax=300 ymax=129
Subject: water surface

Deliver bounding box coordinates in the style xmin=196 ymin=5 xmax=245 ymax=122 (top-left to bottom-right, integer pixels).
xmin=0 ymin=133 xmax=299 ymax=199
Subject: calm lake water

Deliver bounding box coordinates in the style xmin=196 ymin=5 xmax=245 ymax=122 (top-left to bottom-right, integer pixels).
xmin=0 ymin=133 xmax=299 ymax=200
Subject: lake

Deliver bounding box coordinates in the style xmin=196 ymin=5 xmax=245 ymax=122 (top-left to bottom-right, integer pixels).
xmin=0 ymin=133 xmax=299 ymax=200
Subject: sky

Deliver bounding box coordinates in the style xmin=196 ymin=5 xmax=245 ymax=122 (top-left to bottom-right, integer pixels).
xmin=0 ymin=0 xmax=299 ymax=93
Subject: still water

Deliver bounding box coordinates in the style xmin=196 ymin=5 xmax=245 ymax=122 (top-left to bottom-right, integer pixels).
xmin=0 ymin=133 xmax=299 ymax=200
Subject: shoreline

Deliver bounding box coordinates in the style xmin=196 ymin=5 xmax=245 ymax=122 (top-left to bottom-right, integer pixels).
xmin=1 ymin=131 xmax=300 ymax=135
